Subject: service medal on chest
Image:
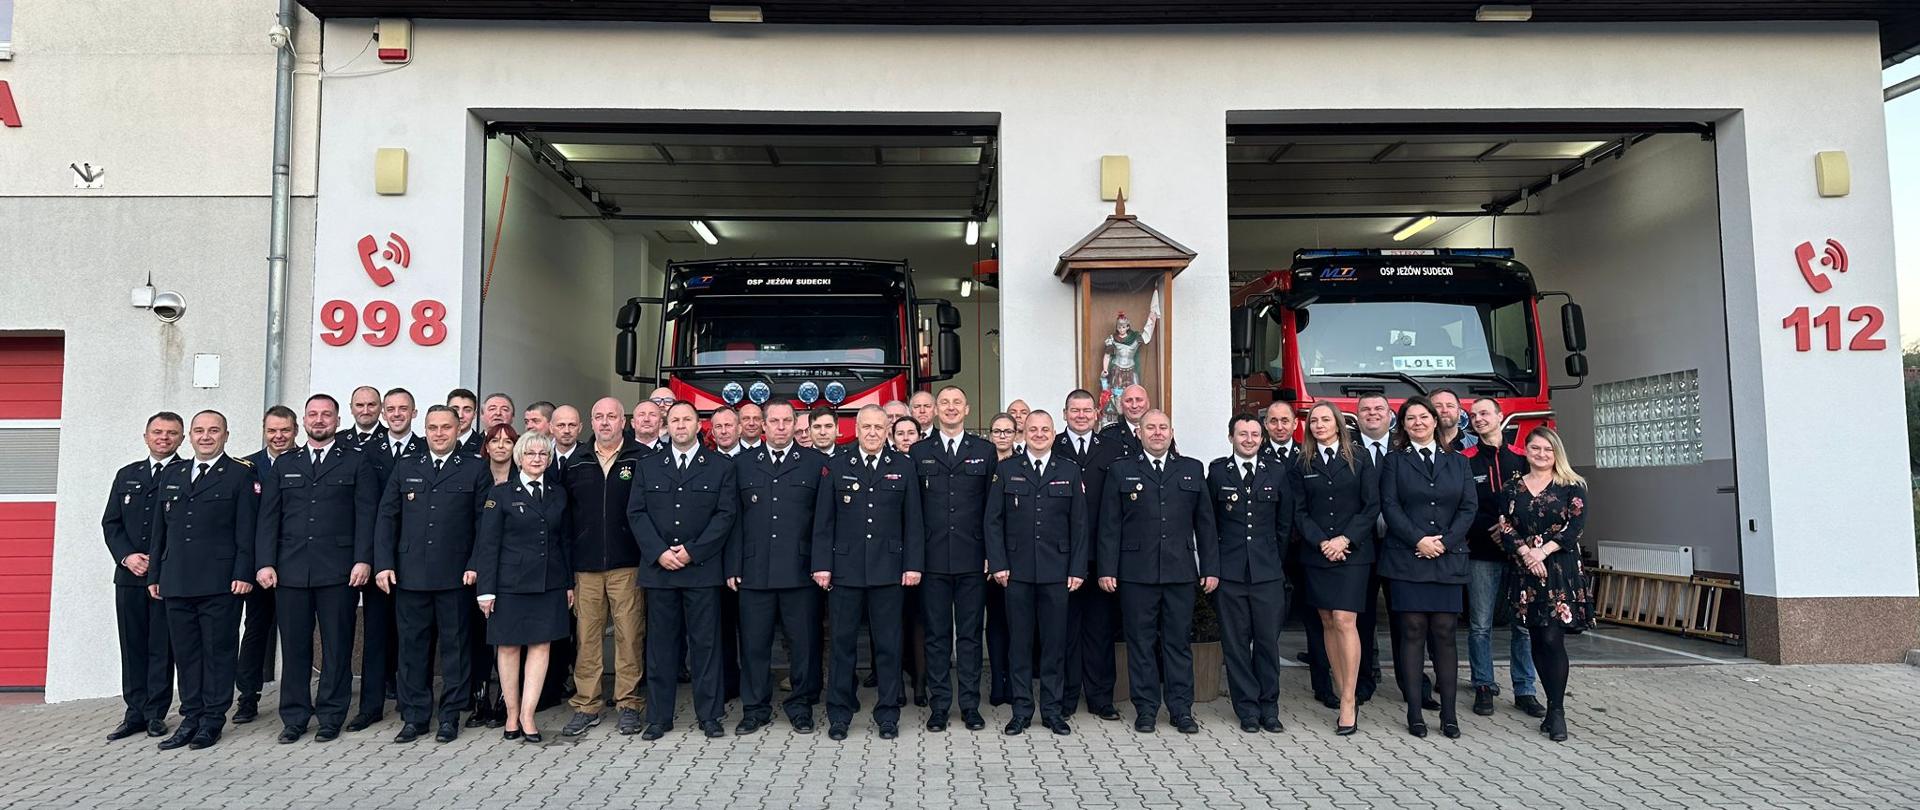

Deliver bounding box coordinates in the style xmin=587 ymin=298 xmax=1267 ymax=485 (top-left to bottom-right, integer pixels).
xmin=406 ymin=492 xmax=416 ymax=501
xmin=843 ymin=494 xmax=853 ymax=504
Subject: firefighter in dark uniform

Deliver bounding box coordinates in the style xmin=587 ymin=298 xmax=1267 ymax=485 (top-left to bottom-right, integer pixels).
xmin=907 ymin=386 xmax=994 ymax=733
xmin=254 ymin=393 xmax=379 ymax=744
xmin=627 ymin=400 xmax=739 ymax=740
xmin=985 ymin=410 xmax=1087 ymax=736
xmin=373 ymin=405 xmax=489 ymax=744
xmin=234 ymin=405 xmax=298 ymax=724
xmin=146 ymin=410 xmax=258 ymax=751
xmin=1054 ymin=389 xmax=1128 ymax=721
xmin=1097 ymin=409 xmax=1218 ymax=734
xmin=102 ymin=411 xmax=184 ymax=742
xmin=812 ymin=404 xmax=925 ymax=741
xmin=726 ymin=402 xmax=826 ymax=735
xmin=1208 ymin=414 xmax=1294 ymax=734
xmin=349 ymin=388 xmax=417 ymax=733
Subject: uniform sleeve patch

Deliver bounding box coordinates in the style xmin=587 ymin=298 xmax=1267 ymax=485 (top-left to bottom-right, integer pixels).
xmin=484 ymin=499 xmax=497 ymax=509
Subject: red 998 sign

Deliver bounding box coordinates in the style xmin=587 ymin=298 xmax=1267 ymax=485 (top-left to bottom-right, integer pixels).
xmin=320 ymin=299 xmax=448 ymax=347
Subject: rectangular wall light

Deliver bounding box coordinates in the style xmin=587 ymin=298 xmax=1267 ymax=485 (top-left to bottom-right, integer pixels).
xmin=964 ymin=220 xmax=980 ymax=246
xmin=690 ymin=221 xmax=719 ymax=245
xmin=1475 ymin=5 xmax=1533 ymax=22
xmin=709 ymin=5 xmax=763 ymax=23
xmin=1392 ymin=215 xmax=1439 ymax=242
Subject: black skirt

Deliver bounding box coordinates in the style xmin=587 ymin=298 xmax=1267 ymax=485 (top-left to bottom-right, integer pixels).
xmin=487 ymin=589 xmax=570 ymax=647
xmin=1387 ymin=579 xmax=1463 ymax=614
xmin=1302 ymin=564 xmax=1371 ymax=613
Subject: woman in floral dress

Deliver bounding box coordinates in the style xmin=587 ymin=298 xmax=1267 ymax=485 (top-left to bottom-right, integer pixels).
xmin=1497 ymin=426 xmax=1590 ymax=743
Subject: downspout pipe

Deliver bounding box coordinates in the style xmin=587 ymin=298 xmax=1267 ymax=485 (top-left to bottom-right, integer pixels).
xmin=1888 ymin=73 xmax=1920 ymax=102
xmin=264 ymin=0 xmax=295 ymax=410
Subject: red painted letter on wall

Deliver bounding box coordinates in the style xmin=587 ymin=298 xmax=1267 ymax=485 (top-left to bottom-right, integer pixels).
xmin=0 ymin=82 xmax=19 ymax=127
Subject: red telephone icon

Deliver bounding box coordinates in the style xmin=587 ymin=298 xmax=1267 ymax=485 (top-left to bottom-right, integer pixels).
xmin=357 ymin=233 xmax=410 ymax=287
xmin=1793 ymin=238 xmax=1846 ymax=294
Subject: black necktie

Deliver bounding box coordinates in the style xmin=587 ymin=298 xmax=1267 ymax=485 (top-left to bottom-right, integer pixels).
xmin=1369 ymin=441 xmax=1383 ymax=463
xmin=773 ymin=450 xmax=784 ymax=466
xmin=678 ymin=454 xmax=689 ymax=471
xmin=530 ymin=480 xmax=543 ymax=500
xmin=151 ymin=462 xmax=164 ymax=480
xmin=194 ymin=462 xmax=209 ymax=482
xmin=1077 ymin=437 xmax=1087 ymax=457
xmin=1152 ymin=458 xmax=1163 ymax=474
xmin=1324 ymin=448 xmax=1335 ymax=466
xmin=392 ymin=442 xmax=403 ymax=458
xmin=1420 ymin=447 xmax=1434 ymax=471
xmin=433 ymin=458 xmax=444 ymax=472
xmin=1242 ymin=461 xmax=1254 ymax=480
xmin=1033 ymin=457 xmax=1045 ymax=479
xmin=311 ymin=448 xmax=324 ymax=467
xmin=866 ymin=455 xmax=877 ymax=471
xmin=948 ymin=438 xmax=958 ymax=459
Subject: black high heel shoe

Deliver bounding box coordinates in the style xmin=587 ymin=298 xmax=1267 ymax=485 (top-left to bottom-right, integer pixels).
xmin=522 ymin=731 xmax=543 ymax=744
xmin=1406 ymin=707 xmax=1427 ymax=738
xmin=1440 ymin=709 xmax=1460 ymax=739
xmin=1335 ymin=718 xmax=1358 ymax=736
xmin=503 ymin=728 xmax=523 ymax=741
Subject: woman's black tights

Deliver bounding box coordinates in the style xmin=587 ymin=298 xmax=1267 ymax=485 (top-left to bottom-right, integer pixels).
xmin=1394 ymin=610 xmax=1458 ymax=722
xmin=1531 ymin=623 xmax=1571 ymax=710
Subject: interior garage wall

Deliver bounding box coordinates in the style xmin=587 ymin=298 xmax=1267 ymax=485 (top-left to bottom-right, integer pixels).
xmin=1434 ymin=135 xmax=1737 ymax=574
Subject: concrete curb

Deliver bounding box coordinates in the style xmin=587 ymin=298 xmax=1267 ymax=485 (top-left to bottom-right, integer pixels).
xmin=1906 ymin=650 xmax=1920 ymax=667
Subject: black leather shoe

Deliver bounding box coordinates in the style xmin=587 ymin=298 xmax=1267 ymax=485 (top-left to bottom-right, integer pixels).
xmin=314 ymin=726 xmax=341 ymax=742
xmin=1335 ymin=718 xmax=1358 ymax=736
xmin=147 ymin=719 xmax=169 ymax=737
xmin=187 ymin=728 xmax=221 ymax=750
xmin=1003 ymin=717 xmax=1028 ymax=736
xmin=435 ymin=722 xmax=459 ymax=743
xmin=232 ymin=700 xmax=260 ymax=725
xmin=877 ymin=722 xmax=898 ymax=740
xmin=926 ymin=716 xmax=947 ymax=732
xmin=464 ymin=704 xmax=490 ymax=728
xmin=1516 ymin=695 xmax=1549 ymax=718
xmin=1473 ymin=686 xmax=1496 ymax=716
xmin=345 ymin=714 xmax=381 ymax=733
xmin=1546 ymin=708 xmax=1568 ymax=742
xmin=1260 ymin=717 xmax=1284 ymax=733
xmin=394 ymin=723 xmax=426 ymax=743
xmin=503 ymin=729 xmax=523 ymax=741
xmin=1173 ymin=716 xmax=1199 ymax=734
xmin=1442 ymin=721 xmax=1461 ymax=739
xmin=1093 ymin=705 xmax=1123 ymax=721
xmin=107 ymin=719 xmax=145 ymax=742
xmin=1044 ymin=717 xmax=1071 ymax=736
xmin=277 ymin=726 xmax=306 ymax=744
xmin=640 ymin=724 xmax=671 ymax=741
xmin=736 ymin=717 xmax=766 ymax=736
xmin=1407 ymin=721 xmax=1428 ymax=738
xmin=791 ymin=716 xmax=816 ymax=734
xmin=827 ymin=723 xmax=849 ymax=740
xmin=1134 ymin=717 xmax=1155 ymax=733
xmin=522 ymin=732 xmax=543 ymax=744
xmin=1238 ymin=718 xmax=1261 ymax=733
xmin=961 ymin=710 xmax=986 ymax=731
xmin=157 ymin=727 xmax=197 ymax=751
xmin=700 ymin=721 xmax=725 ymax=739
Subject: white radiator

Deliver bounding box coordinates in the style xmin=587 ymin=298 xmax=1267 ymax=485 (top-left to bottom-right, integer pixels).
xmin=1595 ymin=541 xmax=1694 ymax=577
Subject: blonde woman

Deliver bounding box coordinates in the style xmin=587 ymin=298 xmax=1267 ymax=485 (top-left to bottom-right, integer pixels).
xmin=472 ymin=432 xmax=573 ymax=743
xmin=1497 ymin=426 xmax=1590 ymax=743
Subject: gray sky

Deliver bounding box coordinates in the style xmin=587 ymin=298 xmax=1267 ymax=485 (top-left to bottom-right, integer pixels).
xmin=1890 ymin=61 xmax=1920 ymax=347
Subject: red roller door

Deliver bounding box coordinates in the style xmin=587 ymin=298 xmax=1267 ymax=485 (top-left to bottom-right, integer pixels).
xmin=0 ymin=336 xmax=62 ymax=689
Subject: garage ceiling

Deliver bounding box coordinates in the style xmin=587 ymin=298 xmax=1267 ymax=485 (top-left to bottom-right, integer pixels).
xmin=295 ymin=1 xmax=1920 ymax=64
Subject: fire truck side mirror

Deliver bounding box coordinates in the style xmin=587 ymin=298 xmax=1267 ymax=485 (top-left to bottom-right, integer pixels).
xmin=935 ymin=301 xmax=962 ymax=331
xmin=617 ymin=300 xmax=641 ymax=330
xmin=1229 ymin=307 xmax=1255 ymax=356
xmin=615 ymin=328 xmax=638 ymax=380
xmin=937 ymin=331 xmax=963 ymax=378
xmin=1564 ymin=352 xmax=1589 ymax=380
xmin=1561 ymin=303 xmax=1588 ymax=353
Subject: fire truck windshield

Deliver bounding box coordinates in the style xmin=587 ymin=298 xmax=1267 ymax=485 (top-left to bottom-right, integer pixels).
xmin=681 ymin=299 xmax=902 ymax=367
xmin=1285 ymin=296 xmax=1538 ymax=395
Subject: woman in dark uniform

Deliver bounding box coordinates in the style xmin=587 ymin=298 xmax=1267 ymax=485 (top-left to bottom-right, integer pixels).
xmin=467 ymin=422 xmax=519 ymax=729
xmin=1378 ymin=396 xmax=1476 ymax=739
xmin=472 ymin=432 xmax=573 ymax=743
xmin=1498 ymin=426 xmax=1591 ymax=742
xmin=1290 ymin=401 xmax=1379 ymax=735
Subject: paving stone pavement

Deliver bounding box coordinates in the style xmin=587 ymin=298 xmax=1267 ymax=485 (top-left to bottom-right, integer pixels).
xmin=2 ymin=664 xmax=1917 ymax=809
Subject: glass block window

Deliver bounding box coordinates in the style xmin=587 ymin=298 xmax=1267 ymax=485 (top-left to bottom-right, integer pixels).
xmin=1592 ymin=370 xmax=1703 ymax=468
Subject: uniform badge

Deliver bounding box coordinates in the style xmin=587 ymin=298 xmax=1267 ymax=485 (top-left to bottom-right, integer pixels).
xmin=843 ymin=494 xmax=853 ymax=504
xmin=1135 ymin=483 xmax=1145 ymax=491
xmin=750 ymin=493 xmax=759 ymax=503
xmin=406 ymin=492 xmax=416 ymax=501
xmin=1228 ymin=492 xmax=1239 ymax=502
xmin=484 ymin=499 xmax=497 ymax=509
xmin=1129 ymin=493 xmax=1138 ymax=501
xmin=123 ymin=494 xmax=132 ymax=505
xmin=1012 ymin=496 xmax=1021 ymax=509
xmin=851 ymin=482 xmax=861 ymax=492
xmin=253 ymin=482 xmax=262 ymax=495
xmin=619 ymin=468 xmax=633 ymax=481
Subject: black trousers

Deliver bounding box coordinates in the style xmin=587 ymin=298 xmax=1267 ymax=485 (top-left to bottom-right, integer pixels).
xmin=1063 ymin=584 xmax=1119 ymax=713
xmin=983 ymin=581 xmax=1011 ymax=704
xmin=738 ymin=585 xmax=821 ymax=724
xmin=1004 ymin=580 xmax=1070 ymax=722
xmin=720 ymin=586 xmax=742 ymax=701
xmin=356 ymin=583 xmax=398 ymax=716
xmin=395 ymin=588 xmax=472 ymax=726
xmin=234 ymin=585 xmax=276 ymax=703
xmin=1215 ymin=578 xmax=1286 ymax=722
xmin=466 ymin=588 xmax=495 ymax=710
xmin=1119 ymin=582 xmax=1195 ymax=720
xmin=114 ymin=584 xmax=172 ymax=723
xmin=165 ymin=593 xmax=240 ymax=731
xmin=920 ymin=572 xmax=985 ymax=717
xmin=826 ymin=584 xmax=903 ymax=726
xmin=1305 ymin=572 xmax=1382 ymax=698
xmin=275 ymin=583 xmax=357 ymax=729
xmin=645 ymin=586 xmax=724 ymax=726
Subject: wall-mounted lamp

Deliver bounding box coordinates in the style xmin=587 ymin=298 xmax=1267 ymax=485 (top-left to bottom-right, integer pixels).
xmin=964 ymin=220 xmax=980 ymax=246
xmin=1475 ymin=5 xmax=1533 ymax=22
xmin=131 ymin=274 xmax=186 ymax=322
xmin=960 ymin=279 xmax=974 ymax=298
xmin=690 ymin=220 xmax=719 ymax=245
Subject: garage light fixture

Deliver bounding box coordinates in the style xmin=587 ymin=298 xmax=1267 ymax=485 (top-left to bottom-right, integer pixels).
xmin=960 ymin=279 xmax=975 ymax=298
xmin=1392 ymin=215 xmax=1439 ymax=242
xmin=1475 ymin=4 xmax=1532 ymax=22
xmin=690 ymin=220 xmax=719 ymax=245
xmin=709 ymin=5 xmax=763 ymax=23
xmin=964 ymin=220 xmax=980 ymax=246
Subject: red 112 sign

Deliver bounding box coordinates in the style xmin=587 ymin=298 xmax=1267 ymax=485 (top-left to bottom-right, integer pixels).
xmin=321 ymin=231 xmax=448 ymax=347
xmin=1782 ymin=238 xmax=1885 ymax=352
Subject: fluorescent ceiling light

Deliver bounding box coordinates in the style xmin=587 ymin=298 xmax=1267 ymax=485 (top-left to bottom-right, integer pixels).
xmin=690 ymin=221 xmax=719 ymax=245
xmin=1475 ymin=4 xmax=1533 ymax=22
xmin=964 ymin=220 xmax=980 ymax=246
xmin=709 ymin=5 xmax=763 ymax=23
xmin=1392 ymin=215 xmax=1439 ymax=242
xmin=960 ymin=279 xmax=974 ymax=298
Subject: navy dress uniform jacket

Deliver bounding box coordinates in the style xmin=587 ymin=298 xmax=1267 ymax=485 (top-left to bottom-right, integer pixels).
xmin=254 ymin=444 xmax=379 ymax=588
xmin=104 ymin=457 xmax=183 ymax=587
xmin=560 ymin=441 xmax=647 ymax=572
xmin=1052 ymin=431 xmax=1127 ymax=576
xmin=810 ymin=449 xmax=925 ymax=588
xmin=626 ymin=446 xmax=738 ymax=589
xmin=1206 ymin=456 xmax=1294 ymax=584
xmin=909 ymin=432 xmax=996 ymax=576
xmin=1097 ymin=454 xmax=1219 ymax=585
xmin=472 ymin=479 xmax=573 ymax=596
xmin=1289 ymin=449 xmax=1382 ymax=569
xmin=363 ymin=433 xmax=426 ymax=490
xmin=374 ymin=452 xmax=490 ymax=591
xmin=148 ymin=456 xmax=259 ymax=598
xmin=1376 ymin=447 xmax=1477 ymax=585
xmin=727 ymin=444 xmax=827 ymax=590
xmin=984 ymin=455 xmax=1089 ymax=584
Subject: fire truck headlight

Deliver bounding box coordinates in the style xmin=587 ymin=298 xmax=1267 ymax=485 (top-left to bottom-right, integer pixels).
xmin=797 ymin=381 xmax=821 ymax=405
xmin=824 ymin=381 xmax=847 ymax=405
xmin=721 ymin=382 xmax=745 ymax=406
xmin=747 ymin=381 xmax=771 ymax=404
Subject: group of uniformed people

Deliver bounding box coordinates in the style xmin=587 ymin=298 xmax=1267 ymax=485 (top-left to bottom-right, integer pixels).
xmin=105 ymin=378 xmax=1591 ymax=749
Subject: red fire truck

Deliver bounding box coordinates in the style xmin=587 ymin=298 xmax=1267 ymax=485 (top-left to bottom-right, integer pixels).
xmin=615 ymin=258 xmax=962 ymax=444
xmin=1229 ymin=248 xmax=1587 ymax=444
